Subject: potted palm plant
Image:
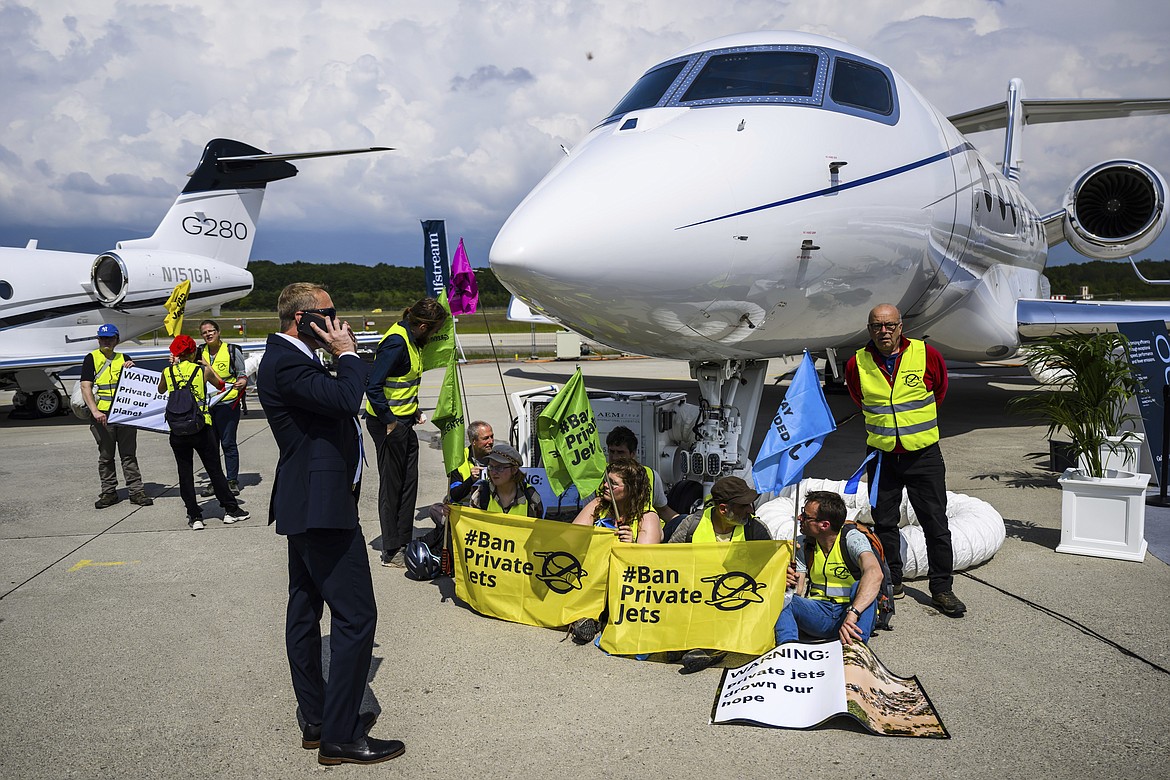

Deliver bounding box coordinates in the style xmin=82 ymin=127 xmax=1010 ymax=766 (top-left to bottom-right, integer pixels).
xmin=1012 ymin=331 xmax=1149 ymax=561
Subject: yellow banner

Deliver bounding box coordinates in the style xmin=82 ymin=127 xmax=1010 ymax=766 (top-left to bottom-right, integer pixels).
xmin=600 ymin=540 xmax=792 ymax=656
xmin=451 ymin=506 xmax=613 ymax=628
xmin=163 ymin=279 xmax=191 ymax=336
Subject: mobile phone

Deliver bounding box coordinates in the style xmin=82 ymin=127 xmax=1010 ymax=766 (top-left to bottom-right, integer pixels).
xmin=297 ymin=311 xmax=334 ymax=340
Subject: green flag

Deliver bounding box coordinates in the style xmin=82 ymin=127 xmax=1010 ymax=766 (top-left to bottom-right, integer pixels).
xmin=421 ymin=290 xmax=456 ymax=371
xmin=433 ymin=355 xmax=466 ymax=474
xmin=536 ymin=368 xmax=605 ymax=496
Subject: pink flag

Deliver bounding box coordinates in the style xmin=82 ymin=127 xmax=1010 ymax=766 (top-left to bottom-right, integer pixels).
xmin=448 ymin=238 xmax=479 ymax=315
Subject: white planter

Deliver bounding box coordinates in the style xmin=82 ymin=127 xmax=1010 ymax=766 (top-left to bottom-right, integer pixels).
xmin=1099 ymin=433 xmax=1145 ymax=475
xmin=1056 ymin=468 xmax=1150 ymax=562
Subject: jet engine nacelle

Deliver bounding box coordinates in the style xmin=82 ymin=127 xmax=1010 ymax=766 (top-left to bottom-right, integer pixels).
xmin=1062 ymin=160 xmax=1167 ymax=259
xmin=90 ymin=250 xmax=254 ymax=315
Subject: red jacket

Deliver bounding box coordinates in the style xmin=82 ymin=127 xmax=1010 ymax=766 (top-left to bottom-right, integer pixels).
xmin=845 ymin=337 xmax=948 ymax=452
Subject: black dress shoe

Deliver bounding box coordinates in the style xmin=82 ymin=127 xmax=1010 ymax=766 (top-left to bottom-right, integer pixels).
xmin=318 ymin=736 xmax=405 ymax=766
xmin=301 ymin=711 xmax=379 ymax=750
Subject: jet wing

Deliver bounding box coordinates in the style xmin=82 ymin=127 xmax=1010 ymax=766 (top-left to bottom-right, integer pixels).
xmin=0 ymin=340 xmax=272 ymax=376
xmin=949 ymin=98 xmax=1170 ymax=134
xmin=1018 ymin=298 xmax=1170 ymax=341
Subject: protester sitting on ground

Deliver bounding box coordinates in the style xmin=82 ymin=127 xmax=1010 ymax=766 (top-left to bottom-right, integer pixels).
xmin=666 ymin=475 xmax=772 ymax=672
xmin=600 ymin=426 xmax=678 ymax=523
xmin=466 ymin=443 xmax=543 ymax=518
xmin=157 ymin=335 xmax=249 ymax=530
xmin=774 ymin=490 xmax=881 ymax=647
xmin=572 ymin=459 xmax=663 ymax=544
xmin=429 ymin=420 xmax=495 ymax=524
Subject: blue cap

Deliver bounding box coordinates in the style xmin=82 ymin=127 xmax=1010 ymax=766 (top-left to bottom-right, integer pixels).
xmin=97 ymin=324 xmax=119 ymax=338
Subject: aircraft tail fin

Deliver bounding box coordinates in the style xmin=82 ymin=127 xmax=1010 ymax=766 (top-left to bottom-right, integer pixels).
xmin=117 ymin=139 xmax=392 ymax=268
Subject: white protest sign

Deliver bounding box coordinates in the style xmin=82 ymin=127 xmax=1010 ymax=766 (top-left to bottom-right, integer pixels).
xmin=106 ymin=366 xmax=219 ymax=434
xmin=713 ymin=641 xmax=846 ymax=728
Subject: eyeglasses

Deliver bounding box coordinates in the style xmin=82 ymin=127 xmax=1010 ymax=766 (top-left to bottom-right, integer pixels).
xmin=798 ymin=511 xmax=821 ymax=522
xmin=867 ymin=321 xmax=901 ymax=332
xmin=487 ymin=463 xmax=515 ymax=472
xmin=300 ymin=307 xmax=337 ymax=320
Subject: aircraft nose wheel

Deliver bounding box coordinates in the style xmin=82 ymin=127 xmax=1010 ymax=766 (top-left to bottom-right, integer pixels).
xmin=33 ymin=390 xmax=64 ymax=417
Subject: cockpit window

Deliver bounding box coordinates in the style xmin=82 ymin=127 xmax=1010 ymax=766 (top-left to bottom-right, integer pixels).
xmin=829 ymin=58 xmax=893 ymax=115
xmin=607 ymin=60 xmax=687 ymax=119
xmin=680 ymin=51 xmax=819 ymax=102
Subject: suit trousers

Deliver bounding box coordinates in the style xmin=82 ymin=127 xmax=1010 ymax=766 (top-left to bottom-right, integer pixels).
xmin=866 ymin=442 xmax=954 ymax=594
xmin=365 ymin=417 xmax=419 ymax=554
xmin=286 ymin=525 xmax=377 ymax=743
xmin=169 ymin=426 xmax=240 ymax=520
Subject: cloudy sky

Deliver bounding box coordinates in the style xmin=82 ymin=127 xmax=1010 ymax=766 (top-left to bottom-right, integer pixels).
xmin=2 ymin=0 xmax=1168 ymax=268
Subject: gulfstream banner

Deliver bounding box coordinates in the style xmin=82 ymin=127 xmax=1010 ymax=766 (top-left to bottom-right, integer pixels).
xmin=450 ymin=507 xmax=614 ymax=628
xmin=600 ymin=540 xmax=792 ymax=656
xmin=420 ymin=220 xmax=450 ymax=299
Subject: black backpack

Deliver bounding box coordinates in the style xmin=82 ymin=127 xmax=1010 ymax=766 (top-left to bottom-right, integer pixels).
xmin=165 ymin=365 xmax=206 ymax=436
xmin=803 ymin=521 xmax=896 ymax=632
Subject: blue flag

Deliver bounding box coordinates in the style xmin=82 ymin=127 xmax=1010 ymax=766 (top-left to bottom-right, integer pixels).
xmin=752 ymin=353 xmax=837 ymax=492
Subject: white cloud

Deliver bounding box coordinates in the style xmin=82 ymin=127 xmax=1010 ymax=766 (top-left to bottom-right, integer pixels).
xmin=0 ymin=0 xmax=1167 ymax=263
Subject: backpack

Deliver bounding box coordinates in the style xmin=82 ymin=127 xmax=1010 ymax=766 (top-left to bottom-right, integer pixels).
xmin=165 ymin=365 xmax=206 ymax=436
xmin=803 ymin=521 xmax=896 ymax=632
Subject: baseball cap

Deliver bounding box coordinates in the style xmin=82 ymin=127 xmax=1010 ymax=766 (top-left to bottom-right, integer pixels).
xmin=169 ymin=334 xmax=198 ymax=357
xmin=97 ymin=324 xmax=119 ymax=338
xmin=486 ymin=442 xmax=522 ymax=467
xmin=709 ymin=476 xmax=761 ymax=506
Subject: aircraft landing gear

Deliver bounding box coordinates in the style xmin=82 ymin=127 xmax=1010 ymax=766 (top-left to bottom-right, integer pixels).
xmin=676 ymin=359 xmax=768 ymax=486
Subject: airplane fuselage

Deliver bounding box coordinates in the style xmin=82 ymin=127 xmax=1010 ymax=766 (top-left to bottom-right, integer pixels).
xmin=490 ymin=32 xmax=1048 ymax=362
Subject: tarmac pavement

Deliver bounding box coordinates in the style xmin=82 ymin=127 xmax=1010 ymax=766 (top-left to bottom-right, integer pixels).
xmin=1 ymin=356 xmax=1167 ymax=779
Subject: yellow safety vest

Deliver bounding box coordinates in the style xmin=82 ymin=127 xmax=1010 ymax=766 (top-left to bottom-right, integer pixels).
xmin=201 ymin=342 xmax=239 ymax=402
xmin=806 ymin=532 xmax=857 ymax=604
xmin=486 ymin=487 xmax=533 ymax=517
xmin=691 ymin=506 xmax=746 ymax=543
xmin=163 ymin=361 xmax=211 ymax=425
xmin=856 ymin=339 xmax=939 ymax=451
xmin=90 ymin=350 xmax=126 ymax=412
xmin=364 ymin=323 xmax=421 ymax=419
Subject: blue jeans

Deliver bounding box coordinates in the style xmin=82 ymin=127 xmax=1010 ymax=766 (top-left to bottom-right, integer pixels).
xmin=210 ymin=402 xmax=241 ymax=482
xmin=774 ymin=582 xmax=875 ymax=645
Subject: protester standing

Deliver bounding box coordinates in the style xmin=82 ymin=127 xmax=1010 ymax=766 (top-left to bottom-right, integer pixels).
xmin=80 ymin=323 xmax=152 ymax=508
xmin=198 ymin=319 xmax=248 ymax=496
xmin=845 ymin=303 xmax=965 ymax=616
xmin=364 ymin=298 xmax=449 ymax=567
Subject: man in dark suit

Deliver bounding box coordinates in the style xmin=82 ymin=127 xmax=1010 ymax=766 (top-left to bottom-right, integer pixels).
xmin=258 ymin=282 xmax=404 ymax=766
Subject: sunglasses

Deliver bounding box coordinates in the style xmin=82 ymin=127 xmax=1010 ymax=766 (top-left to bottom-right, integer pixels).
xmin=301 ymin=307 xmax=337 ymax=319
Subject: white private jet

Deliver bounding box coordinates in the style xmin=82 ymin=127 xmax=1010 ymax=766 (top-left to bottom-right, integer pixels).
xmin=489 ymin=30 xmax=1170 ymax=480
xmin=0 ymin=139 xmax=389 ymax=416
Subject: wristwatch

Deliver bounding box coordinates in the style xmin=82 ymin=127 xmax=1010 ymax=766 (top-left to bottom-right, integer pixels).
xmin=847 ymin=606 xmax=862 ymax=618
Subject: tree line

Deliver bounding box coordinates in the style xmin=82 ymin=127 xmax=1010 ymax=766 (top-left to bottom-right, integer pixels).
xmin=1045 ymin=260 xmax=1170 ymax=300
xmin=228 ymin=261 xmax=513 ymax=311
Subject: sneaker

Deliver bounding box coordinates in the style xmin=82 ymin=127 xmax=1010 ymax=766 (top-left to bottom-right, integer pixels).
xmin=94 ymin=492 xmax=120 ymax=509
xmin=892 ymin=582 xmax=905 ymax=600
xmin=381 ymin=549 xmax=405 ymax=568
xmin=228 ymin=480 xmax=241 ymax=496
xmin=224 ymin=510 xmax=250 ymax=525
xmin=200 ymin=483 xmax=216 ymax=497
xmin=569 ymin=618 xmax=600 ymax=645
xmin=932 ymin=590 xmax=967 ymax=617
xmin=190 ymin=519 xmax=205 ymax=530
xmin=129 ymin=493 xmax=154 ymax=507
xmin=679 ymin=649 xmax=726 ymax=675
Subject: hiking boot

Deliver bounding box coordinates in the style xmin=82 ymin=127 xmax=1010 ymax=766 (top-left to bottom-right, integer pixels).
xmin=129 ymin=493 xmax=153 ymax=507
xmin=932 ymin=590 xmax=967 ymax=617
xmin=679 ymin=649 xmax=726 ymax=674
xmin=228 ymin=480 xmax=241 ymax=496
xmin=568 ymin=618 xmax=599 ymax=645
xmin=95 ymin=492 xmax=120 ymax=509
xmin=200 ymin=483 xmax=216 ymax=497
xmin=381 ymin=549 xmax=405 ymax=568
xmin=892 ymin=582 xmax=905 ymax=600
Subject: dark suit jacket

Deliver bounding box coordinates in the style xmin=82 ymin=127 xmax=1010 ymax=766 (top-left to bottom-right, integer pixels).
xmin=258 ymin=334 xmax=369 ymax=535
